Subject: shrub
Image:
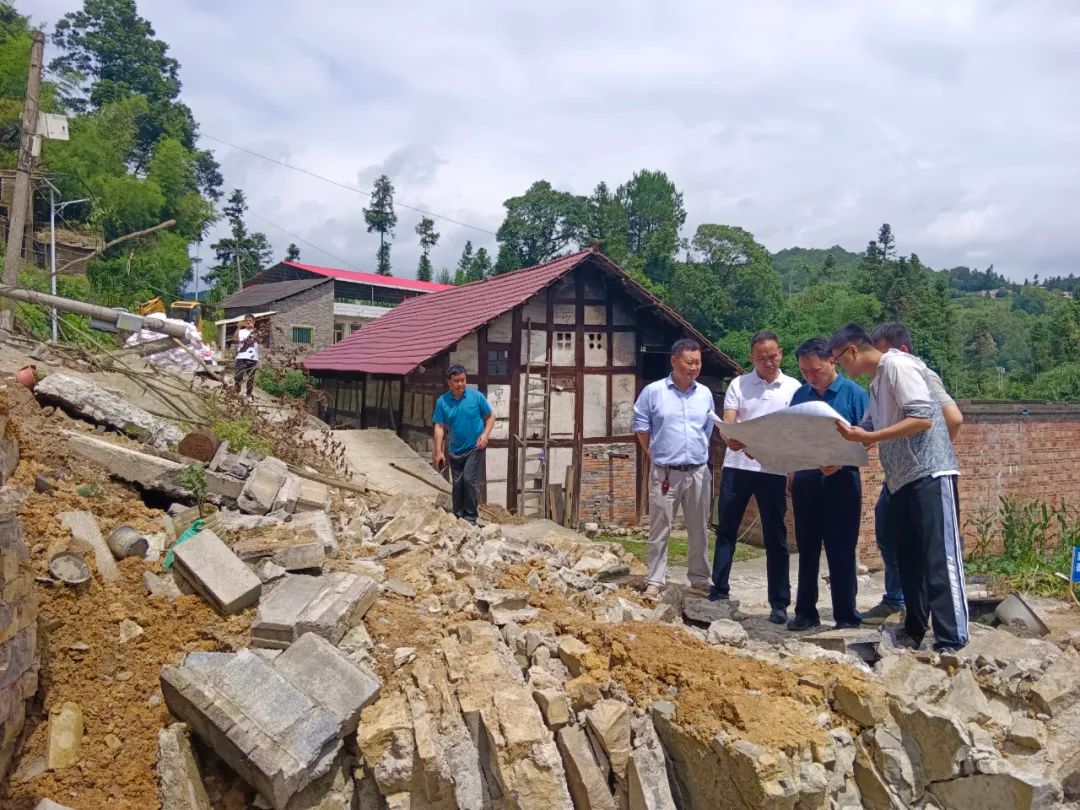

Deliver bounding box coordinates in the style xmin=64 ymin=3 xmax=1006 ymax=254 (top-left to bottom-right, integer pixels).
xmin=256 ymin=368 xmax=313 ymax=400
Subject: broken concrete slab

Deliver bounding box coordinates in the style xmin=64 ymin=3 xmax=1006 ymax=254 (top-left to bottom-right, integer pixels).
xmin=875 ymin=654 xmax=950 ymax=702
xmin=289 ymin=511 xmax=337 ymax=553
xmin=273 ymin=633 xmax=381 ymax=737
xmin=251 ymin=572 xmax=377 ymax=649
xmin=161 ymin=649 xmax=344 ymax=809
xmin=586 ymin=700 xmax=632 ymax=778
xmin=36 ymin=372 xmax=185 ymax=449
xmin=1028 ymin=651 xmax=1080 ymax=717
xmin=706 ymin=619 xmax=749 ymax=647
xmin=58 ymin=510 xmax=118 ymax=584
xmin=475 ymin=588 xmax=539 ymax=626
xmin=557 ymin=724 xmax=617 ymax=810
xmin=271 ymin=473 xmax=301 ymax=515
xmin=936 ymin=668 xmax=993 ymax=724
xmin=157 ymin=722 xmax=211 ymax=810
xmin=46 ymin=701 xmax=83 ymax=770
xmin=238 ymin=458 xmax=290 ymax=515
xmin=295 ymin=477 xmax=330 ymax=513
xmin=894 ymin=704 xmax=976 ymax=784
xmin=143 ymin=571 xmax=183 ymax=600
xmin=171 ymin=529 xmax=262 ymax=614
xmin=234 ymin=533 xmax=325 ymax=573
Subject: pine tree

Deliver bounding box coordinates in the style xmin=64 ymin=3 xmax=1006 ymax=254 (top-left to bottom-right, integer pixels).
xmin=363 ymin=174 xmax=397 ymax=275
xmin=285 ymin=243 xmax=301 ymax=261
xmin=415 ymin=217 xmax=439 ymax=282
xmin=205 ymin=189 xmax=272 ymax=299
xmin=455 ymin=241 xmax=474 ymax=285
xmin=469 ymin=247 xmax=492 ymax=282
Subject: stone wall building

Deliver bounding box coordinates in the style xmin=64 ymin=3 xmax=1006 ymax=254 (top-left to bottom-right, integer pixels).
xmin=304 ymin=247 xmax=740 ymax=526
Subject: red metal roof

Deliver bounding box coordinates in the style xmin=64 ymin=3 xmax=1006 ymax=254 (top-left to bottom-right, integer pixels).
xmin=279 ymin=261 xmax=453 ymax=292
xmin=302 ymin=248 xmax=738 ymax=377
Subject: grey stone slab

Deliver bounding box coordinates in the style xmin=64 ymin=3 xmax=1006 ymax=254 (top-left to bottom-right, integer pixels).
xmin=271 ymin=473 xmax=301 ymax=514
xmin=275 ymin=633 xmax=381 ymax=737
xmin=172 ymin=530 xmax=262 ymax=614
xmin=289 ymin=511 xmax=337 ymax=552
xmin=271 ymin=540 xmax=325 ymax=572
xmin=59 ymin=510 xmax=118 ymax=584
xmin=251 ymin=573 xmax=377 ymax=649
xmin=681 ymin=594 xmax=739 ymax=625
xmin=238 ymin=458 xmax=289 ymax=515
xmin=157 ymin=723 xmax=211 ymax=810
xmin=557 ymin=724 xmax=617 ymax=810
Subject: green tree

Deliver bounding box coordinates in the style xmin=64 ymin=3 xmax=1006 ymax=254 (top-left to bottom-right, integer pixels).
xmin=470 ymin=247 xmax=492 ymax=281
xmin=363 ymin=174 xmax=397 ymax=275
xmin=49 ymin=0 xmax=221 ymax=197
xmin=414 ymin=216 xmax=439 ymax=282
xmin=455 ymin=240 xmax=474 ymax=285
xmin=206 ymin=189 xmax=272 ymax=300
xmin=493 ymin=180 xmax=587 ymax=274
xmin=689 ymin=224 xmax=784 ymax=332
xmin=584 ymin=181 xmax=626 ymax=260
xmin=612 ymin=169 xmax=685 ymax=286
xmin=435 ymin=267 xmax=452 ymax=285
xmin=285 ymin=243 xmax=301 ymax=261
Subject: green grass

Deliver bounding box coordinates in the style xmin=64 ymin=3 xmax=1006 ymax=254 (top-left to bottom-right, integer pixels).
xmin=597 ymin=532 xmax=764 ymax=566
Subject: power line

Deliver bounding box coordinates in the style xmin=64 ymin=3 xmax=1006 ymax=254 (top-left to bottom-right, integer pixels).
xmin=245 ymin=210 xmax=366 ymax=272
xmin=201 ymin=133 xmax=498 ymax=237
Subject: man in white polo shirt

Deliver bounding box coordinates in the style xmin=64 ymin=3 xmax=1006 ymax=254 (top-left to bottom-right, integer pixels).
xmin=710 ymin=330 xmax=801 ymax=624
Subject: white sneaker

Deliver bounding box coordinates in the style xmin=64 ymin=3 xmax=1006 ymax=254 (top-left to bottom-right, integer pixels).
xmin=642 ymin=585 xmax=661 ymax=603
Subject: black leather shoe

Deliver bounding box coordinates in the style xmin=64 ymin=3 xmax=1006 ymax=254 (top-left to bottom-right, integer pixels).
xmin=834 ymin=620 xmax=863 ymax=630
xmin=786 ymin=615 xmax=821 ymax=631
xmin=708 ymin=592 xmax=730 ymax=602
xmin=768 ymin=608 xmax=788 ymax=625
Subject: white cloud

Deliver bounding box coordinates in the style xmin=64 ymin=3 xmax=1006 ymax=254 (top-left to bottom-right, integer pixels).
xmin=24 ymin=0 xmax=1080 ymax=281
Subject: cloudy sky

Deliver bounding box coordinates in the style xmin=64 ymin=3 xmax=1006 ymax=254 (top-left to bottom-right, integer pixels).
xmin=22 ymin=0 xmax=1080 ymax=283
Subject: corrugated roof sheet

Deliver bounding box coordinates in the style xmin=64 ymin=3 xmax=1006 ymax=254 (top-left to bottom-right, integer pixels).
xmin=302 ymin=248 xmax=739 ymax=376
xmin=220 ymin=277 xmax=331 ymax=309
xmin=280 ymin=261 xmax=453 ymax=292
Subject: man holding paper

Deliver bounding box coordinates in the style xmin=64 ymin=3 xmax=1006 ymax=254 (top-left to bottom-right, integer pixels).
xmin=709 ymin=330 xmax=801 ymax=624
xmin=787 ymin=338 xmax=869 ymax=631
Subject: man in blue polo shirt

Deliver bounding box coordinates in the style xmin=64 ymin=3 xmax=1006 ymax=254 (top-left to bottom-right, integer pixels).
xmin=787 ymin=338 xmax=869 ymax=631
xmin=432 ymin=364 xmax=495 ymax=524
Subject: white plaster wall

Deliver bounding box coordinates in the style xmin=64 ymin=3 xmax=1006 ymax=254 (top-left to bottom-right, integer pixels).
xmin=522 ymin=295 xmax=546 ymax=326
xmin=485 ymin=447 xmax=509 ymax=507
xmin=488 ymin=313 xmax=512 ymax=342
xmin=487 ymin=383 xmax=511 ymax=441
xmin=549 ymin=388 xmax=575 ymax=438
xmin=449 ymin=332 xmax=479 ymax=373
xmin=584 ymin=304 xmax=606 ymax=326
xmin=612 ymin=374 xmax=637 ymax=434
xmin=613 ymin=298 xmax=635 ymax=326
xmin=553 ymin=303 xmax=575 ymax=324
xmin=613 ymin=332 xmax=636 ymax=367
xmin=552 ymin=331 xmax=576 ymax=366
xmin=584 ymin=331 xmax=607 ymax=366
xmin=583 ymin=374 xmax=608 ymax=438
xmin=520 ymin=328 xmax=547 ymax=366
xmin=548 ymin=446 xmax=574 ymax=486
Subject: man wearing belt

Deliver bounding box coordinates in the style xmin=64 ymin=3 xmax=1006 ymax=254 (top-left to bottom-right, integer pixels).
xmin=710 ymin=330 xmax=801 ymax=624
xmin=632 ymin=338 xmax=716 ymax=602
xmin=787 ymin=338 xmax=869 ymax=631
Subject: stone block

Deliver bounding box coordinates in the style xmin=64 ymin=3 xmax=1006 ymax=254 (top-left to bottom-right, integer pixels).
xmin=274 ymin=633 xmax=380 ymax=737
xmin=875 ymin=654 xmax=949 ymax=701
xmin=46 ymin=701 xmax=82 ymax=770
xmin=34 ymin=801 xmax=76 ymax=810
xmin=252 ymin=573 xmax=377 ymax=649
xmin=295 ymin=478 xmax=330 ymax=513
xmin=290 ymin=511 xmax=337 ymax=552
xmin=706 ymin=619 xmax=748 ymax=647
xmin=928 ymin=770 xmax=1063 ymax=810
xmin=157 ymin=722 xmax=211 ymax=810
xmin=894 ymin=704 xmax=974 ymax=784
xmin=172 ymin=530 xmax=262 ymax=614
xmin=238 ymin=458 xmax=290 ymax=515
xmin=832 ymin=681 xmax=890 ymax=728
xmin=59 ymin=510 xmax=119 ymax=584
xmin=271 ymin=473 xmax=302 ymax=514
xmin=586 ymin=700 xmax=632 ymax=778
xmin=1009 ymin=717 xmax=1046 ymax=751
xmin=556 ymin=724 xmax=617 ymax=810
xmin=681 ymin=594 xmax=739 ymax=625
xmin=558 ymin=636 xmax=593 ymax=678
xmin=533 ymin=688 xmax=572 ymax=730
xmin=627 ymin=714 xmax=677 ymax=810
xmin=936 ymin=669 xmax=993 ymax=724
xmin=1029 ymin=651 xmax=1080 ymax=717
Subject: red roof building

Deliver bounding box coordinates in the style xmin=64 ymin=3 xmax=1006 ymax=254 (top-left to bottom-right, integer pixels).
xmin=304 ymin=247 xmax=739 ymax=525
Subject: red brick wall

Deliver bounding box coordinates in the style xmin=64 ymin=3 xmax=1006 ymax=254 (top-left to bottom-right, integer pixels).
xmin=721 ymin=403 xmax=1080 ymax=568
xmin=579 ymin=442 xmax=637 ymax=525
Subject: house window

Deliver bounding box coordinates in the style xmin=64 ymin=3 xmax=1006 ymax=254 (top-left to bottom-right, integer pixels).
xmin=350 ymin=323 xmax=362 ymax=333
xmin=555 ymin=332 xmax=573 ymax=351
xmin=587 ymin=332 xmax=604 ymax=351
xmin=488 ymin=349 xmax=509 ymax=376
xmin=333 ymin=322 xmax=344 ymax=343
xmin=292 ymin=326 xmax=313 ymax=345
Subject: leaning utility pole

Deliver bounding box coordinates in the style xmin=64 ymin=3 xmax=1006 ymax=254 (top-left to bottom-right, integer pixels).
xmin=0 ymin=31 xmax=45 ymax=330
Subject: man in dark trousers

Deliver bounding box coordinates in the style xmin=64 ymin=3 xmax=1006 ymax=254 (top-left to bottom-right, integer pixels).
xmin=787 ymin=338 xmax=869 ymax=631
xmin=710 ymin=330 xmax=801 ymax=623
xmin=432 ymin=364 xmax=495 ymax=524
xmin=232 ymin=313 xmax=259 ymax=398
xmin=829 ymin=324 xmax=967 ymax=652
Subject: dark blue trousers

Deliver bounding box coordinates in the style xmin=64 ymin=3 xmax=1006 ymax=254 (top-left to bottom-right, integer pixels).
xmin=792 ymin=467 xmax=862 ymax=625
xmin=710 ymin=467 xmax=790 ymax=609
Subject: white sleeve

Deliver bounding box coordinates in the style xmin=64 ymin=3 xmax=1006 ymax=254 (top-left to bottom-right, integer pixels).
xmin=722 ymin=377 xmax=740 ymax=412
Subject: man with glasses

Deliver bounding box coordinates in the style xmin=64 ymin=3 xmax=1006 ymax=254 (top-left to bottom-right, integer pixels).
xmin=862 ymin=322 xmax=965 ymax=625
xmin=710 ymin=330 xmax=801 ymax=624
xmin=827 ymin=324 xmax=967 ymax=652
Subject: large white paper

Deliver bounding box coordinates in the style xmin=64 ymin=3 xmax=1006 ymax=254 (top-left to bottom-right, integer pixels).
xmin=712 ymin=401 xmax=869 ymax=474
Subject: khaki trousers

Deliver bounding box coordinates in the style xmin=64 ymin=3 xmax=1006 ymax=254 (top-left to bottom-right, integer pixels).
xmin=646 ymin=463 xmax=712 ymax=588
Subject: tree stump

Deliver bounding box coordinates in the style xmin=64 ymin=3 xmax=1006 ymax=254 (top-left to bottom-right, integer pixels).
xmin=178 ymin=428 xmax=221 ymax=462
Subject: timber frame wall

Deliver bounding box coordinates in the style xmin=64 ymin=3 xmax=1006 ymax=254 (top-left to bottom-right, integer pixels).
xmin=315 ymin=258 xmax=723 ymax=526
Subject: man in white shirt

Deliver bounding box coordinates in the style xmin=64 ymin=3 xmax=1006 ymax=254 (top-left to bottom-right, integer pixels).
xmin=710 ymin=331 xmax=802 ymax=624
xmin=232 ymin=313 xmax=259 ymax=398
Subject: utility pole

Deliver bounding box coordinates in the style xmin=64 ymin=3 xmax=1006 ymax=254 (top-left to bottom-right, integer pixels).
xmin=1 ymin=31 xmax=45 ymax=331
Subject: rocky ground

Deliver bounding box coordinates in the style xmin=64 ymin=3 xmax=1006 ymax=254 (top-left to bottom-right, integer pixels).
xmin=0 ymin=360 xmax=1078 ymax=809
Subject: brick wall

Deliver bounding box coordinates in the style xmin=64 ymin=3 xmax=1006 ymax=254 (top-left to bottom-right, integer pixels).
xmin=579 ymin=442 xmax=637 ymax=525
xmin=0 ymin=487 xmax=36 ymax=781
xmin=719 ymin=403 xmax=1080 ymax=568
xmin=228 ymin=282 xmax=335 ymax=353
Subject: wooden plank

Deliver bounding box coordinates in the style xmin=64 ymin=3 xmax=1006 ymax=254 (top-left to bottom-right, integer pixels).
xmin=562 ymin=462 xmax=575 ymax=528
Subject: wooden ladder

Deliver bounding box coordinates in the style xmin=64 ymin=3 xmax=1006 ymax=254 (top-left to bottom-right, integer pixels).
xmin=517 ymin=321 xmax=552 ymax=517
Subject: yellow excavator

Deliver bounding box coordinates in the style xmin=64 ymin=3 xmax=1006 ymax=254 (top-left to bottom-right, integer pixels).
xmin=137 ymin=297 xmax=203 ymax=328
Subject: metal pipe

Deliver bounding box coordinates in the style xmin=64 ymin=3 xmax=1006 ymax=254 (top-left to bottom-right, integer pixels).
xmin=0 ymin=285 xmax=192 ymax=339
xmin=49 ymin=185 xmax=57 ymax=341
